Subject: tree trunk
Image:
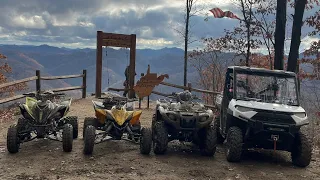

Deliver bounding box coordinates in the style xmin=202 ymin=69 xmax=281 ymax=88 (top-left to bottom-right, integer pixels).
xmin=274 ymin=0 xmax=287 ymax=70
xmin=287 ymin=0 xmax=307 ymax=72
xmin=184 ymin=0 xmax=190 ymax=86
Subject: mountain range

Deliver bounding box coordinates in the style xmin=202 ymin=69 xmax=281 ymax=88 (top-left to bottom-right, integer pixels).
xmin=0 ymin=44 xmax=315 ymax=100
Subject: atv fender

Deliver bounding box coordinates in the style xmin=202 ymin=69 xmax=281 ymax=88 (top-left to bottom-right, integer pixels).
xmin=130 ymin=110 xmax=142 ymax=125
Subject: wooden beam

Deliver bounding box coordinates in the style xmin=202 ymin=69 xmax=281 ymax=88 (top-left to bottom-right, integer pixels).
xmin=108 ymin=87 xmax=127 ymax=92
xmin=50 ymin=86 xmax=83 ymax=92
xmin=82 ymin=69 xmax=87 ymax=98
xmin=41 ymin=74 xmax=83 ymax=80
xmin=190 ymin=87 xmax=220 ymax=95
xmin=0 ymin=76 xmax=37 ymax=89
xmin=102 ymin=39 xmax=131 ymax=47
xmin=101 ymin=33 xmax=132 ymax=41
xmin=0 ymin=94 xmax=25 ymax=104
xmin=128 ymin=34 xmax=136 ymax=99
xmin=160 ymin=81 xmax=188 ymax=90
xmin=96 ymin=31 xmax=103 ymax=98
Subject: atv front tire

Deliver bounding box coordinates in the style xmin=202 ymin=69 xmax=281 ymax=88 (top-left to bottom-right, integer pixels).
xmin=62 ymin=124 xmax=73 ymax=152
xmin=153 ymin=122 xmax=168 ymax=155
xmin=65 ymin=116 xmax=78 ymax=139
xmin=226 ymin=126 xmax=243 ymax=162
xmin=214 ymin=116 xmax=225 ymax=144
xmin=199 ymin=125 xmax=217 ymax=156
xmin=7 ymin=125 xmax=20 ymax=153
xmin=83 ymin=117 xmax=97 ymax=139
xmin=291 ymin=131 xmax=312 ymax=167
xmin=84 ymin=125 xmax=96 ymax=155
xmin=140 ymin=127 xmax=152 ymax=155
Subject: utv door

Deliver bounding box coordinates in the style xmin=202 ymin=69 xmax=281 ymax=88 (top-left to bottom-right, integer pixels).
xmin=220 ymin=69 xmax=233 ymax=136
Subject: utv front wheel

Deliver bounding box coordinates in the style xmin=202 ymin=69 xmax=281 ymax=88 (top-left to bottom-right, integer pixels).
xmin=226 ymin=126 xmax=243 ymax=162
xmin=62 ymin=124 xmax=73 ymax=152
xmin=291 ymin=131 xmax=312 ymax=167
xmin=83 ymin=117 xmax=97 ymax=139
xmin=199 ymin=125 xmax=217 ymax=156
xmin=7 ymin=126 xmax=20 ymax=153
xmin=83 ymin=125 xmax=96 ymax=155
xmin=140 ymin=127 xmax=152 ymax=155
xmin=153 ymin=122 xmax=168 ymax=155
xmin=65 ymin=116 xmax=78 ymax=139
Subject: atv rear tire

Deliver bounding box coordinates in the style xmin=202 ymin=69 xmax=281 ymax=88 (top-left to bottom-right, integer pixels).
xmin=65 ymin=116 xmax=78 ymax=139
xmin=291 ymin=131 xmax=312 ymax=167
xmin=140 ymin=127 xmax=152 ymax=155
xmin=83 ymin=117 xmax=97 ymax=139
xmin=199 ymin=124 xmax=217 ymax=156
xmin=62 ymin=124 xmax=73 ymax=152
xmin=153 ymin=122 xmax=168 ymax=155
xmin=7 ymin=125 xmax=20 ymax=153
xmin=226 ymin=126 xmax=243 ymax=162
xmin=84 ymin=125 xmax=96 ymax=155
xmin=214 ymin=116 xmax=225 ymax=144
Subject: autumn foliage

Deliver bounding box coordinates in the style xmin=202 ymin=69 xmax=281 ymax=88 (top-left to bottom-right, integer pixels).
xmin=0 ymin=53 xmax=28 ymax=97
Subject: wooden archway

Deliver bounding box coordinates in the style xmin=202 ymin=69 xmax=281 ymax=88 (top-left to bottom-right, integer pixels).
xmin=95 ymin=31 xmax=136 ymax=98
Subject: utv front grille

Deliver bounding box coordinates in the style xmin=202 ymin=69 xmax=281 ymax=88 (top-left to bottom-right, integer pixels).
xmin=251 ymin=110 xmax=295 ymax=125
xmin=180 ymin=116 xmax=196 ymax=128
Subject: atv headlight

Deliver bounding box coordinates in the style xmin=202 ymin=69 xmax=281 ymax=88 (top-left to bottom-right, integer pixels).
xmin=199 ymin=115 xmax=209 ymax=122
xmin=236 ymin=106 xmax=254 ymax=112
xmin=294 ymin=112 xmax=306 ymax=118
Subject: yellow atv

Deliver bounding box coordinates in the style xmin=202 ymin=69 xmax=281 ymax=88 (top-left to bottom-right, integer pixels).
xmin=83 ymin=96 xmax=152 ymax=155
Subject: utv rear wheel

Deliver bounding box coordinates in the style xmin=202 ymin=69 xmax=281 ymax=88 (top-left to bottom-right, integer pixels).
xmin=140 ymin=127 xmax=152 ymax=155
xmin=153 ymin=122 xmax=168 ymax=155
xmin=7 ymin=125 xmax=20 ymax=153
xmin=65 ymin=116 xmax=78 ymax=139
xmin=199 ymin=125 xmax=217 ymax=156
xmin=214 ymin=116 xmax=225 ymax=144
xmin=83 ymin=117 xmax=97 ymax=139
xmin=62 ymin=124 xmax=73 ymax=152
xmin=226 ymin=126 xmax=243 ymax=162
xmin=291 ymin=131 xmax=312 ymax=167
xmin=84 ymin=125 xmax=96 ymax=155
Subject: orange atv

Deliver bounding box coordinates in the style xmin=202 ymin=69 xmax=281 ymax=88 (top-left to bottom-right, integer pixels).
xmin=83 ymin=96 xmax=152 ymax=155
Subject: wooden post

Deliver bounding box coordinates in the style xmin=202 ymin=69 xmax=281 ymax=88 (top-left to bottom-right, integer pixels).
xmin=82 ymin=69 xmax=87 ymax=98
xmin=36 ymin=70 xmax=41 ymax=95
xmin=128 ymin=34 xmax=136 ymax=99
xmin=139 ymin=98 xmax=142 ymax=109
xmin=96 ymin=31 xmax=103 ymax=98
xmin=147 ymin=96 xmax=150 ymax=109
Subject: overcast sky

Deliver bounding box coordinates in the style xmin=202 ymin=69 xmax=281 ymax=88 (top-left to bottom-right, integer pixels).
xmin=0 ymin=0 xmax=317 ymax=52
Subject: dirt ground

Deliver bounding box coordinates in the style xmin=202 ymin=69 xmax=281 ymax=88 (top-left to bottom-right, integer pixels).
xmin=0 ymin=97 xmax=319 ymax=180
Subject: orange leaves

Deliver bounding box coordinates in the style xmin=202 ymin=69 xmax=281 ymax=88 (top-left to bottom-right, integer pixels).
xmin=0 ymin=53 xmax=28 ymax=97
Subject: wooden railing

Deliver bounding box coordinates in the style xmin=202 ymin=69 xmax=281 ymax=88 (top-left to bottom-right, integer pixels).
xmin=0 ymin=69 xmax=87 ymax=104
xmin=108 ymin=81 xmax=220 ymax=109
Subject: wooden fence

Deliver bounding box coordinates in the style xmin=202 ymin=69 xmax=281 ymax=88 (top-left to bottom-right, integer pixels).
xmin=108 ymin=81 xmax=220 ymax=109
xmin=0 ymin=70 xmax=87 ymax=104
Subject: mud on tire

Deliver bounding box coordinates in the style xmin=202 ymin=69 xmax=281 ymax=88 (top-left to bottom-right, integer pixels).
xmin=153 ymin=122 xmax=168 ymax=155
xmin=83 ymin=117 xmax=98 ymax=138
xmin=64 ymin=116 xmax=78 ymax=139
xmin=83 ymin=125 xmax=96 ymax=155
xmin=62 ymin=124 xmax=73 ymax=152
xmin=140 ymin=127 xmax=152 ymax=155
xmin=291 ymin=130 xmax=312 ymax=167
xmin=7 ymin=125 xmax=20 ymax=153
xmin=199 ymin=124 xmax=217 ymax=156
xmin=214 ymin=116 xmax=225 ymax=144
xmin=226 ymin=126 xmax=243 ymax=162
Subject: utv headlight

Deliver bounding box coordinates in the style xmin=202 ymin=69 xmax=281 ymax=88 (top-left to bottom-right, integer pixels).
xmin=236 ymin=106 xmax=254 ymax=112
xmin=294 ymin=112 xmax=307 ymax=118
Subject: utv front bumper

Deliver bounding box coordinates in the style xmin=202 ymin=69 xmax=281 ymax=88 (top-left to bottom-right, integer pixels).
xmin=245 ymin=119 xmax=300 ymax=151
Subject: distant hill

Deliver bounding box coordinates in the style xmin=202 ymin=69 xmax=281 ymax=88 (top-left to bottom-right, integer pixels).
xmin=0 ymin=44 xmax=315 ymax=99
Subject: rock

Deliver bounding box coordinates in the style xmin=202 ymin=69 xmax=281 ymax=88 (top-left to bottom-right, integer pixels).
xmin=130 ymin=167 xmax=136 ymax=170
xmin=50 ymin=168 xmax=56 ymax=171
xmin=90 ymin=172 xmax=95 ymax=175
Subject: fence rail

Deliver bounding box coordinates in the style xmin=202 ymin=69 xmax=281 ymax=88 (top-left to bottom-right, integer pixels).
xmin=0 ymin=69 xmax=87 ymax=104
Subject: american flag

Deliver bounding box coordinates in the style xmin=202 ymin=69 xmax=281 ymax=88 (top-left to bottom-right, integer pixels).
xmin=209 ymin=8 xmax=241 ymax=20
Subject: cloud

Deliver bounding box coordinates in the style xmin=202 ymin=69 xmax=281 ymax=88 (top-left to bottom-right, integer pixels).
xmin=0 ymin=0 xmax=317 ymax=51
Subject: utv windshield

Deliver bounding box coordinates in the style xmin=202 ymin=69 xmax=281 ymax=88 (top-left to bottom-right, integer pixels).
xmin=234 ymin=72 xmax=298 ymax=106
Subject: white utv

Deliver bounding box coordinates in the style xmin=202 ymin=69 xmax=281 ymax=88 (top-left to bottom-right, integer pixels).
xmin=215 ymin=66 xmax=312 ymax=167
